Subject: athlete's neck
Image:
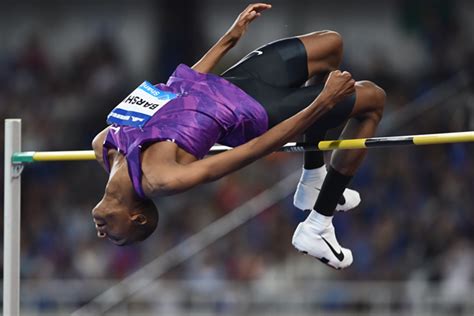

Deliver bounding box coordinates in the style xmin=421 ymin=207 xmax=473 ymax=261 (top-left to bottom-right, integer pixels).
xmin=105 ymin=156 xmax=138 ymax=209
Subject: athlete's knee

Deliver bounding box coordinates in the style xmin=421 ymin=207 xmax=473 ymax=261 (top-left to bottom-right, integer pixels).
xmin=356 ymin=80 xmax=386 ymax=121
xmin=301 ymin=30 xmax=343 ymax=59
xmin=320 ymin=30 xmax=342 ymax=44
xmin=318 ymin=30 xmax=343 ymax=57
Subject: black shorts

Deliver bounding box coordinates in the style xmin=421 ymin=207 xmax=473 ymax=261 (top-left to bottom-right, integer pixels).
xmin=222 ymin=37 xmax=356 ymax=134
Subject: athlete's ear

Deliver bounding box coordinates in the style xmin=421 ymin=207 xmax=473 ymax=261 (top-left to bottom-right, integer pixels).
xmin=131 ymin=214 xmax=147 ymax=225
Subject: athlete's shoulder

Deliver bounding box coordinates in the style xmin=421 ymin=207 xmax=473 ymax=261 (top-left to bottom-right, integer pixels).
xmin=167 ymin=64 xmax=198 ymax=82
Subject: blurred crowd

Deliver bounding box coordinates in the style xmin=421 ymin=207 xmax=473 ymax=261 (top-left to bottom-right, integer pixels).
xmin=1 ymin=0 xmax=473 ymax=313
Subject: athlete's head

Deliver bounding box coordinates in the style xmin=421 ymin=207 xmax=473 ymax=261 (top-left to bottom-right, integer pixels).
xmin=91 ymin=197 xmax=158 ymax=246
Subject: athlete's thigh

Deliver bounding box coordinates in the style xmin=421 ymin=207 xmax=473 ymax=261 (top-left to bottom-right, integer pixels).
xmin=269 ymin=85 xmax=356 ymax=132
xmin=297 ymin=31 xmax=343 ymax=78
xmin=222 ymin=37 xmax=309 ymax=88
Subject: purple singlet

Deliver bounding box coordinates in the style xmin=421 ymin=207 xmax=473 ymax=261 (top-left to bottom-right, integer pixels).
xmin=102 ymin=64 xmax=268 ymax=199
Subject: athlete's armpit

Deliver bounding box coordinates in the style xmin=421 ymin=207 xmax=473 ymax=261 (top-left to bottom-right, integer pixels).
xmin=141 ymin=162 xmax=210 ymax=197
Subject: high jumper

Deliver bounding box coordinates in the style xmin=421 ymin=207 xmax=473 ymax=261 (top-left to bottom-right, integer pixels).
xmin=91 ymin=3 xmax=386 ymax=269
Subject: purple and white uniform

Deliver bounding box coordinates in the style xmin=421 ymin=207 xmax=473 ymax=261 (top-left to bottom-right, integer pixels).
xmin=103 ymin=64 xmax=268 ymax=199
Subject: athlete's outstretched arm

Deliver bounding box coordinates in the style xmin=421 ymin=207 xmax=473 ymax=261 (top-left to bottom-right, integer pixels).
xmin=192 ymin=3 xmax=271 ymax=74
xmin=144 ymin=71 xmax=356 ymax=196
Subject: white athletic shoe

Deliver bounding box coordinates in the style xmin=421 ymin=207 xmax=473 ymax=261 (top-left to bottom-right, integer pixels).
xmin=292 ymin=217 xmax=353 ymax=270
xmin=293 ymin=182 xmax=361 ymax=212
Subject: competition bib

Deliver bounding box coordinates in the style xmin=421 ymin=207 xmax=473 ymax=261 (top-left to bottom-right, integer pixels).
xmin=107 ymin=81 xmax=178 ymax=128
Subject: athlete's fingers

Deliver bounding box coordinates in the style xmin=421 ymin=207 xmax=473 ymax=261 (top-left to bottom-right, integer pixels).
xmin=245 ymin=3 xmax=272 ymax=12
xmin=245 ymin=10 xmax=257 ymax=20
xmin=343 ymin=77 xmax=355 ymax=86
xmin=345 ymin=78 xmax=355 ymax=88
xmin=323 ymin=70 xmax=356 ymax=102
xmin=243 ymin=4 xmax=270 ymax=22
xmin=346 ymin=80 xmax=356 ymax=94
xmin=341 ymin=72 xmax=353 ymax=83
xmin=243 ymin=3 xmax=271 ymax=17
xmin=331 ymin=72 xmax=350 ymax=87
xmin=246 ymin=11 xmax=260 ymax=23
xmin=253 ymin=3 xmax=272 ymax=12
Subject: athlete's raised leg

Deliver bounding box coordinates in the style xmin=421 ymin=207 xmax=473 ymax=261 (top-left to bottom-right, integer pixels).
xmin=293 ymin=80 xmax=386 ymax=269
xmin=312 ymin=81 xmax=385 ymax=217
xmin=293 ymin=31 xmax=361 ymax=215
xmin=298 ymin=31 xmax=344 ymax=168
xmin=223 ymin=30 xmax=363 ymax=222
xmin=330 ymin=81 xmax=386 ymax=174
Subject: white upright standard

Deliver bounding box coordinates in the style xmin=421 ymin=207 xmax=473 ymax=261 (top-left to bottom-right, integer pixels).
xmin=4 ymin=119 xmax=22 ymax=316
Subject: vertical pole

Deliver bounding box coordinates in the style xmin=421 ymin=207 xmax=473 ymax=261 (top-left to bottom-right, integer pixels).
xmin=4 ymin=119 xmax=21 ymax=316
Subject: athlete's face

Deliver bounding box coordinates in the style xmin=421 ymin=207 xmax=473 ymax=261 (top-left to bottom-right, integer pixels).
xmin=92 ymin=195 xmax=158 ymax=245
xmin=92 ymin=206 xmax=133 ymax=246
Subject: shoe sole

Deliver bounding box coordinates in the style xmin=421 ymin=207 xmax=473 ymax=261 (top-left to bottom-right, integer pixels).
xmin=297 ymin=249 xmax=342 ymax=270
xmin=292 ymin=224 xmax=343 ymax=270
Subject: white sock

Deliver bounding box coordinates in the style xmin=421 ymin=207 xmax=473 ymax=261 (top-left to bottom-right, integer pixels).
xmin=293 ymin=166 xmax=327 ymax=211
xmin=305 ymin=210 xmax=333 ymax=230
xmin=299 ymin=166 xmax=327 ymax=187
xmin=295 ymin=165 xmax=362 ymax=212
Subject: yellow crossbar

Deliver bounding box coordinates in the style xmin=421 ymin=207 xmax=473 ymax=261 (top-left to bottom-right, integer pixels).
xmin=33 ymin=151 xmax=96 ymax=161
xmin=11 ymin=131 xmax=474 ymax=163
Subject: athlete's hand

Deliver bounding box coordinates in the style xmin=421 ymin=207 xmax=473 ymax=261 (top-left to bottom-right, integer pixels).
xmin=320 ymin=70 xmax=356 ymax=107
xmin=224 ymin=3 xmax=272 ymax=45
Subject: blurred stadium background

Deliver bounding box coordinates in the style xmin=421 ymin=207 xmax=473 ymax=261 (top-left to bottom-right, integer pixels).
xmin=1 ymin=0 xmax=474 ymax=315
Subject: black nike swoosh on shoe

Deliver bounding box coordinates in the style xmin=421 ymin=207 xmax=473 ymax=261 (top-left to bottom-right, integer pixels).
xmin=321 ymin=237 xmax=345 ymax=261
